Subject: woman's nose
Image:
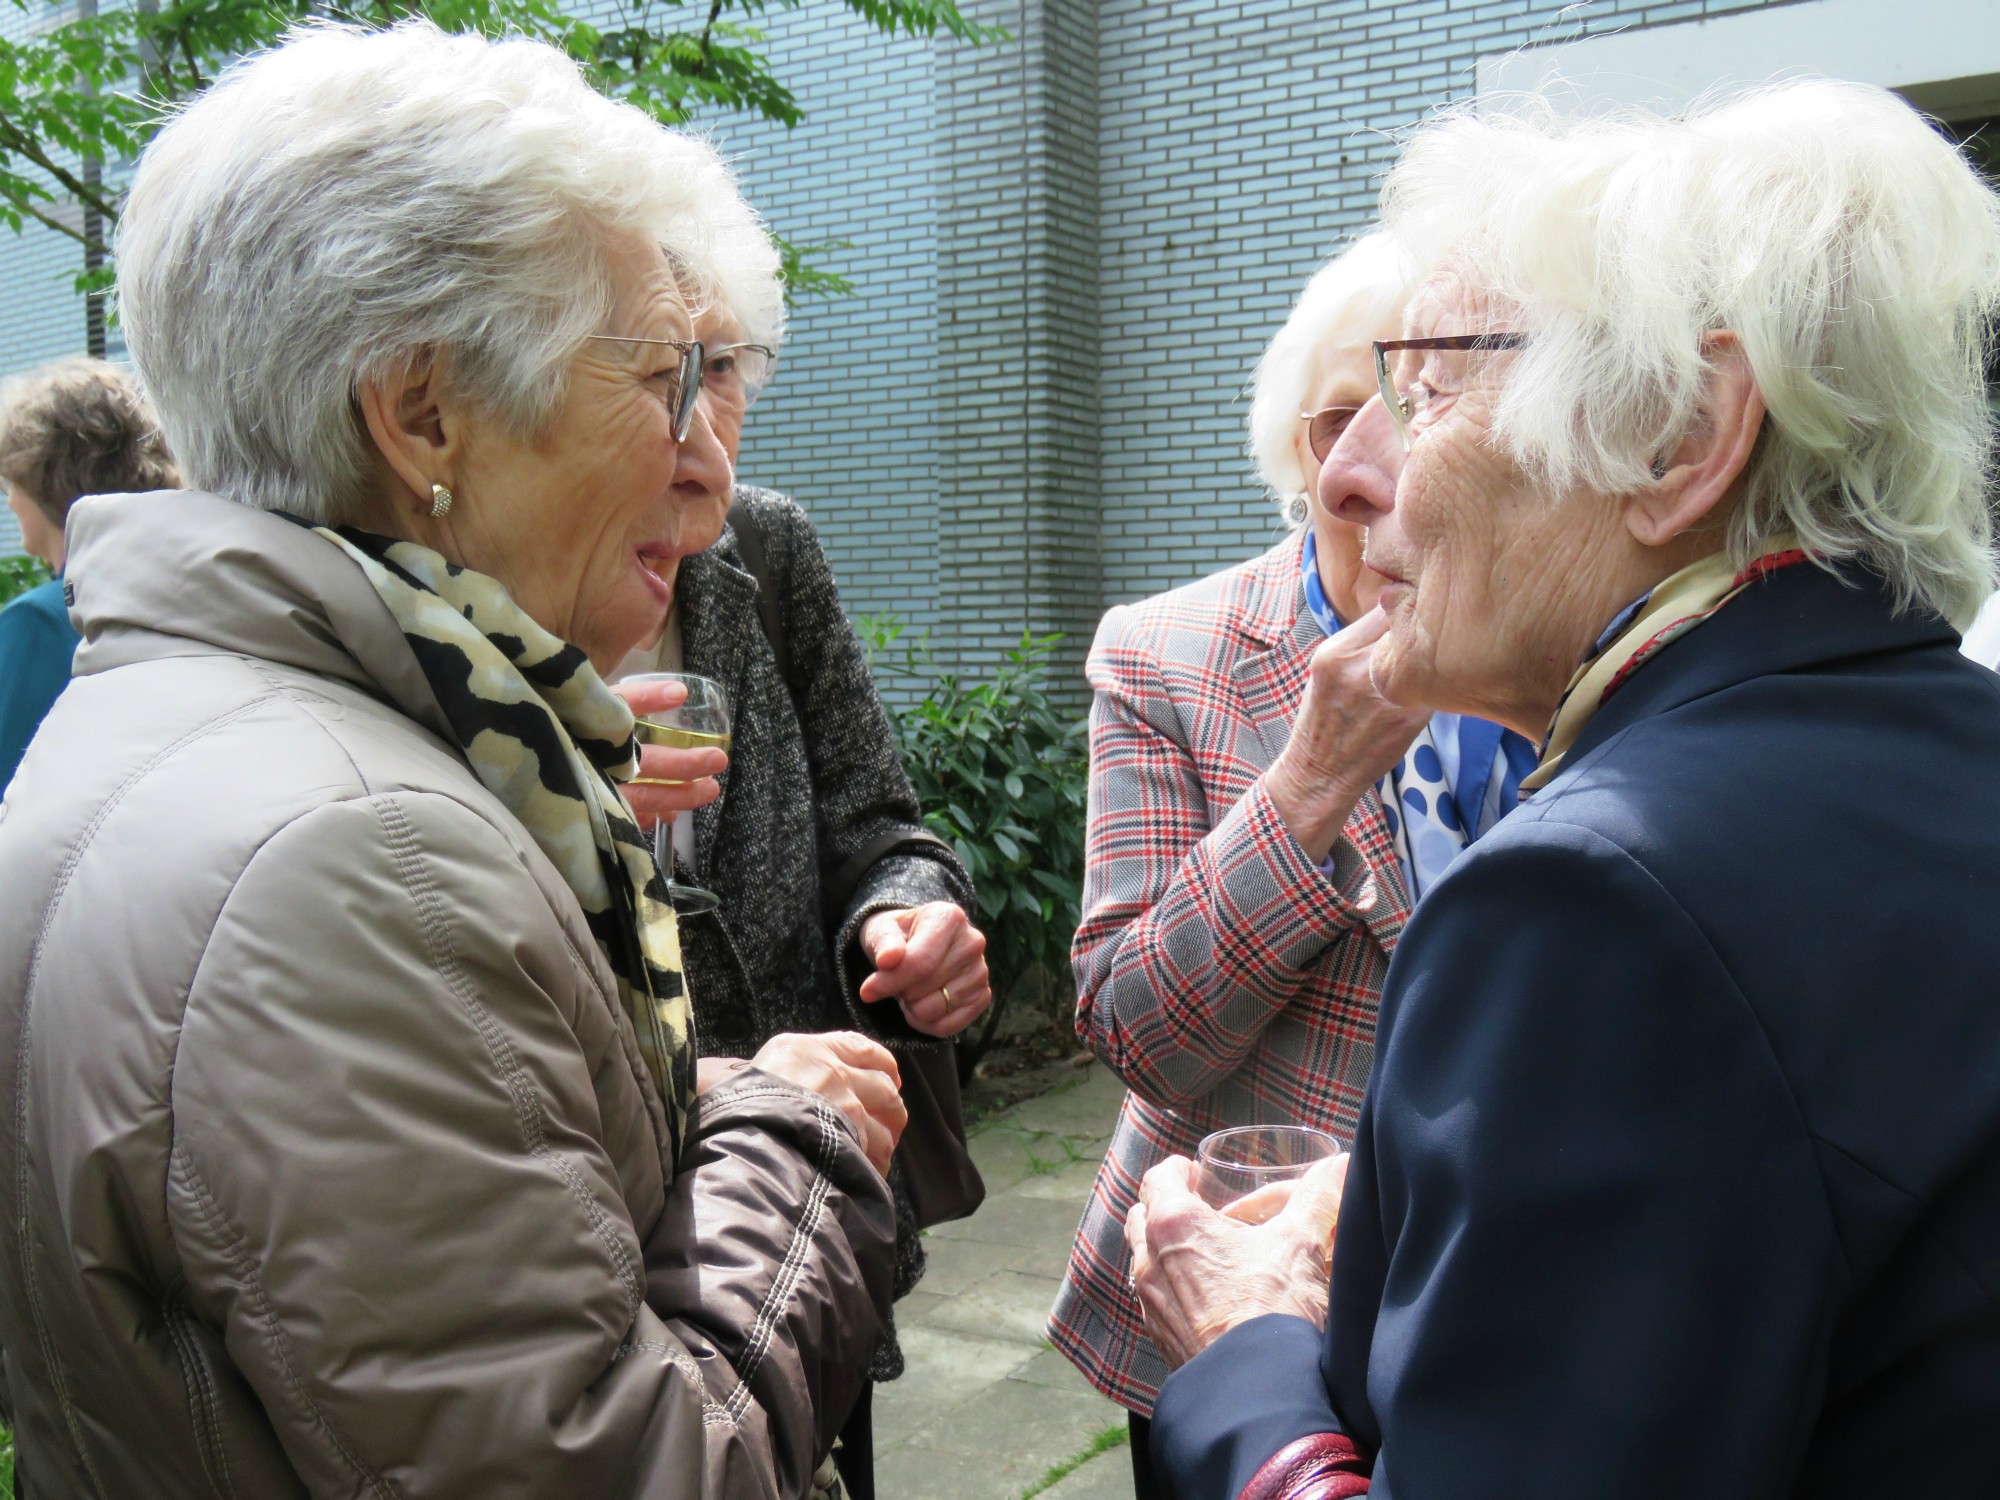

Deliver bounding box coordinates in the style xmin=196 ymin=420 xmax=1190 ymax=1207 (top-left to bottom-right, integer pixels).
xmin=1317 ymin=395 xmax=1401 ymax=530
xmin=673 ymin=402 xmax=733 ymax=500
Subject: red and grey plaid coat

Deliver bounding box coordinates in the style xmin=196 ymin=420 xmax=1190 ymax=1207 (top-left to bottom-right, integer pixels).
xmin=1047 ymin=529 xmax=1412 ymax=1415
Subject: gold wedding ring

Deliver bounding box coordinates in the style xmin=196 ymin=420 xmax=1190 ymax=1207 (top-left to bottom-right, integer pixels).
xmin=939 ymin=984 xmax=954 ymax=1015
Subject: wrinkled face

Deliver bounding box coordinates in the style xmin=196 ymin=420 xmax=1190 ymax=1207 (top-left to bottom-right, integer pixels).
xmin=1300 ymin=327 xmax=1400 ymax=624
xmin=693 ymin=304 xmax=749 ymax=471
xmin=1359 ymin=282 xmax=1633 ymax=731
xmin=444 ymin=239 xmax=732 ymax=671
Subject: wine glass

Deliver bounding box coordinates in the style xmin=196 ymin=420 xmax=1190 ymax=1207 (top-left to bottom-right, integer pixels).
xmin=623 ymin=671 xmax=732 ymax=915
xmin=1193 ymin=1125 xmax=1342 ymax=1224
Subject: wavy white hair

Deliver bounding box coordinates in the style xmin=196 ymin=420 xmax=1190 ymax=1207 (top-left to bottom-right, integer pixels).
xmin=117 ymin=20 xmax=783 ymax=523
xmin=1382 ymin=80 xmax=2000 ymax=625
xmin=1248 ymin=232 xmax=1413 ymax=515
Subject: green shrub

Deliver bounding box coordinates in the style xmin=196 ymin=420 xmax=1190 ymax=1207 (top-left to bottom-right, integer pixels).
xmin=0 ymin=554 xmax=51 ymax=609
xmin=860 ymin=618 xmax=1088 ymax=1033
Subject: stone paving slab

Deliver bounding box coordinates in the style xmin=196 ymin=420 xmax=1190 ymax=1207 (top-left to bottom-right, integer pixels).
xmin=918 ymin=1268 xmax=1071 ymax=1346
xmin=874 ymin=1062 xmax=1130 ymax=1500
xmin=1038 ymin=1443 xmax=1136 ymax=1500
xmin=925 ymin=1190 xmax=1088 ymax=1251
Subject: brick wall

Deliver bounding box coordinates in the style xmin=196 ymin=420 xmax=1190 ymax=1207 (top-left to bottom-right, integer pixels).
xmin=1 ymin=0 xmax=1800 ymax=616
xmin=1088 ymin=0 xmax=1786 ymax=605
xmin=683 ymin=5 xmax=947 ymax=653
xmin=703 ymin=0 xmax=1793 ymax=692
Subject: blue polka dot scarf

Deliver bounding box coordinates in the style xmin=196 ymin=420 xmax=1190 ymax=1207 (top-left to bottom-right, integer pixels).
xmin=1301 ymin=530 xmax=1538 ymax=900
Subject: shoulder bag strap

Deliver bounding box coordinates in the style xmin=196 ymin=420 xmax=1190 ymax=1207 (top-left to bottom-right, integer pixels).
xmin=727 ymin=492 xmax=791 ymax=683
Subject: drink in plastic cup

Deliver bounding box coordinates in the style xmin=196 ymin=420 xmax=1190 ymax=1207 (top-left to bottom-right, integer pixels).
xmin=1194 ymin=1125 xmax=1342 ymax=1224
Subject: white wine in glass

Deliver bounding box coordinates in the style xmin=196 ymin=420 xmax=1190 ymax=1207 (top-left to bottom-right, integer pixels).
xmin=621 ymin=671 xmax=731 ymax=915
xmin=635 ymin=723 xmax=734 ymax=760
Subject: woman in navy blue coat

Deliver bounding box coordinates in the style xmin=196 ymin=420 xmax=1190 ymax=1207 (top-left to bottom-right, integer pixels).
xmin=1128 ymin=80 xmax=2000 ymax=1500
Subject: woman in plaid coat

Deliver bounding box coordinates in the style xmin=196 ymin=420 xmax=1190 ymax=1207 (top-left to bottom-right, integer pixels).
xmin=1048 ymin=235 xmax=1534 ymax=1497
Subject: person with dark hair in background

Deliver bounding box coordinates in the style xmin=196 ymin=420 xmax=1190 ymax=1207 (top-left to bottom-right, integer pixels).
xmin=0 ymin=357 xmax=179 ymax=789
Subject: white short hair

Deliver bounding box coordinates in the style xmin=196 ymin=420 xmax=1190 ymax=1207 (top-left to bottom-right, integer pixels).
xmin=1382 ymin=80 xmax=2000 ymax=625
xmin=1248 ymin=232 xmax=1413 ymax=510
xmin=117 ymin=20 xmax=783 ymax=523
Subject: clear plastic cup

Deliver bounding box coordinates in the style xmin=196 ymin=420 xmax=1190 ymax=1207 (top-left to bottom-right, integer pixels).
xmin=1193 ymin=1125 xmax=1342 ymax=1223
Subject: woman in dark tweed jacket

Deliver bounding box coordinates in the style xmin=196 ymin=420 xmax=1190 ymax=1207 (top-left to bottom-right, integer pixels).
xmin=613 ymin=293 xmax=992 ymax=1499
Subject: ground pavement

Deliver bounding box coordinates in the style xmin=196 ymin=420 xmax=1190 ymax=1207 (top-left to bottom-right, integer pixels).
xmin=872 ymin=1060 xmax=1137 ymax=1500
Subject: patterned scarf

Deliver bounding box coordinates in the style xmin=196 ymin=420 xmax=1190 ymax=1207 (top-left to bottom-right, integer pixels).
xmin=1301 ymin=529 xmax=1537 ymax=899
xmin=1520 ymin=540 xmax=1808 ymax=793
xmin=314 ymin=526 xmax=695 ymax=1158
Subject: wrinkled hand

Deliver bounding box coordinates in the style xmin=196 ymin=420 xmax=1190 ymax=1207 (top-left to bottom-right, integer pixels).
xmin=859 ymin=903 xmax=992 ymax=1038
xmin=1262 ymin=608 xmax=1427 ymax=862
xmin=1126 ymin=1153 xmax=1348 ymax=1370
xmin=747 ymin=1031 xmax=907 ymax=1176
xmin=608 ymin=677 xmax=728 ymax=831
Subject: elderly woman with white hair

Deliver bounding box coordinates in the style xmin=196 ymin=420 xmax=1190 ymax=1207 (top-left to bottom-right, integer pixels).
xmin=1130 ymin=82 xmax=2000 ymax=1500
xmin=607 ymin=268 xmax=993 ymax=1500
xmin=0 ymin=23 xmax=911 ymax=1499
xmin=1048 ymin=232 xmax=1530 ymax=1498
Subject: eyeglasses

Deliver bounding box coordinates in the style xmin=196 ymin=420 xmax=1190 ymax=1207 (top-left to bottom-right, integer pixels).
xmin=701 ymin=342 xmax=778 ymax=407
xmin=585 ymin=335 xmax=707 ymax=442
xmin=1373 ymin=332 xmax=1531 ymax=449
xmin=1300 ymin=404 xmax=1363 ymax=465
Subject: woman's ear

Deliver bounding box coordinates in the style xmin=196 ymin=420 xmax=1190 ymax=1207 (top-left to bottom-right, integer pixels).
xmin=354 ymin=353 xmax=459 ymax=509
xmin=1625 ymin=331 xmax=1765 ymax=548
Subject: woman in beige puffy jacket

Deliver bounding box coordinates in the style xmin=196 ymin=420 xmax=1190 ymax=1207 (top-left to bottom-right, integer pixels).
xmin=0 ymin=22 xmax=908 ymax=1499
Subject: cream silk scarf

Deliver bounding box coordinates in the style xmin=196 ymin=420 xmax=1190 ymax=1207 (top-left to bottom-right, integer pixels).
xmin=1521 ymin=541 xmax=1808 ymax=793
xmin=314 ymin=526 xmax=695 ymax=1156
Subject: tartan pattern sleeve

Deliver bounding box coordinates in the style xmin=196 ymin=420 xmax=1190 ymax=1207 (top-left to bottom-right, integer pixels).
xmin=1073 ymin=625 xmax=1387 ymax=1107
xmin=1048 ymin=533 xmax=1409 ymax=1417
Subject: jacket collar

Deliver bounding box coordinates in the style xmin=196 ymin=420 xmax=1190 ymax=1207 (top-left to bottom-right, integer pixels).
xmin=1229 ymin=527 xmax=1414 ymax=932
xmin=1551 ymin=560 xmax=1957 ymax=784
xmin=1230 ymin=528 xmax=1326 ymax=768
xmin=65 ymin=489 xmax=455 ymax=745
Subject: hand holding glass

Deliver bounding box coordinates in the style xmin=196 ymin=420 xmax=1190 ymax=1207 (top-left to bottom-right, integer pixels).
xmin=623 ymin=671 xmax=731 ymax=914
xmin=1194 ymin=1125 xmax=1343 ymax=1225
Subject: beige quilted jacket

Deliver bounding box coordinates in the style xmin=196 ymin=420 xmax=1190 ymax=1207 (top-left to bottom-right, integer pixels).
xmin=0 ymin=490 xmax=895 ymax=1499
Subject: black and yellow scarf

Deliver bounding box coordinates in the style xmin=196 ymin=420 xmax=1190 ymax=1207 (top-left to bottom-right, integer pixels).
xmin=316 ymin=526 xmax=695 ymax=1157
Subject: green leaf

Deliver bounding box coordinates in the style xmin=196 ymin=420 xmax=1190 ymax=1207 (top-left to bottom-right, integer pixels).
xmin=0 ymin=554 xmax=53 ymax=608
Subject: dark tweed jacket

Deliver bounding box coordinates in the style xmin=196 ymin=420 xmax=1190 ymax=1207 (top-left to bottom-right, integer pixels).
xmin=667 ymin=486 xmax=975 ymax=1380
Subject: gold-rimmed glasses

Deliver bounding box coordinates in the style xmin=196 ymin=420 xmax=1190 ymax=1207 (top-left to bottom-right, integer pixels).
xmin=1301 ymin=404 xmax=1364 ymax=465
xmin=585 ymin=335 xmax=706 ymax=441
xmin=1372 ymin=332 xmax=1531 ymax=449
xmin=702 ymin=342 xmax=778 ymax=407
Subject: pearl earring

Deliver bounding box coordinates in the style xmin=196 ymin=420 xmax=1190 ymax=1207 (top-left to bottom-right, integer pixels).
xmin=430 ymin=483 xmax=454 ymax=518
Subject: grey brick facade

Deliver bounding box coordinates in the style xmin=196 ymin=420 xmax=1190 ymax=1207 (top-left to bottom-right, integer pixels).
xmin=16 ymin=0 xmax=1964 ymax=698
xmin=708 ymin=0 xmax=1793 ymax=691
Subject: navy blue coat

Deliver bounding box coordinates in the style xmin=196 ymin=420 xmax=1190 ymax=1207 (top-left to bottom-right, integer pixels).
xmin=1153 ymin=561 xmax=2000 ymax=1498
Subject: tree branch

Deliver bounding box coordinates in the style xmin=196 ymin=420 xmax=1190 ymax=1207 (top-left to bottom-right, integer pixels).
xmin=4 ymin=192 xmax=108 ymax=255
xmin=177 ymin=30 xmax=209 ymax=92
xmin=692 ymin=0 xmax=726 ymax=76
xmin=0 ymin=115 xmax=124 ymax=226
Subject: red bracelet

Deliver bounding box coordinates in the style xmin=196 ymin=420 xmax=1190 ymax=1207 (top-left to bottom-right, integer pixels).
xmin=1237 ymin=1432 xmax=1371 ymax=1500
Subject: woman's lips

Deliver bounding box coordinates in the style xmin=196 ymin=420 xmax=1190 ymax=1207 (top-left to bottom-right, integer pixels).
xmin=635 ymin=550 xmax=675 ymax=606
xmin=1372 ymin=566 xmax=1412 ymax=614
